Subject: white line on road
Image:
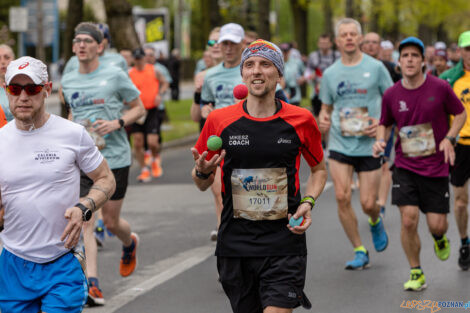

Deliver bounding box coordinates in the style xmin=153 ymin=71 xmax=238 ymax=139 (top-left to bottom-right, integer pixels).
xmin=87 ymin=245 xmax=215 ymax=313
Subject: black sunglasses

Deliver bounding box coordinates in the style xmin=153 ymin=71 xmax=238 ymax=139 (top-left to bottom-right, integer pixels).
xmin=6 ymin=84 xmax=45 ymax=96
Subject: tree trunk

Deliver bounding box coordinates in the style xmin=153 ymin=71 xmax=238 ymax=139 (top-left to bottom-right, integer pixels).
xmin=103 ymin=0 xmax=140 ymax=50
xmin=63 ymin=0 xmax=83 ymax=62
xmin=390 ymin=0 xmax=400 ymax=42
xmin=369 ymin=0 xmax=380 ymax=33
xmin=258 ymin=0 xmax=271 ymax=40
xmin=290 ymin=1 xmax=308 ymax=55
xmin=345 ymin=0 xmax=355 ymax=18
xmin=209 ymin=0 xmax=221 ymax=30
xmin=436 ymin=23 xmax=448 ymax=43
xmin=322 ymin=0 xmax=334 ymax=36
xmin=418 ymin=23 xmax=433 ymax=46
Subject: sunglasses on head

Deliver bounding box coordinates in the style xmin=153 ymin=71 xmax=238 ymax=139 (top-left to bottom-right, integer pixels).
xmin=6 ymin=84 xmax=45 ymax=96
xmin=207 ymin=40 xmax=217 ymax=47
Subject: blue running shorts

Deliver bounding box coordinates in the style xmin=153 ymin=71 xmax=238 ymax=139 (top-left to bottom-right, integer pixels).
xmin=0 ymin=249 xmax=88 ymax=313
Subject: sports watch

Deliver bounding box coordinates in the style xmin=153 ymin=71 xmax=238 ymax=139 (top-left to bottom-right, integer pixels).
xmin=75 ymin=203 xmax=92 ymax=222
xmin=445 ymin=136 xmax=456 ymax=146
xmin=300 ymin=195 xmax=315 ymax=210
xmin=118 ymin=118 xmax=125 ymax=129
xmin=195 ymin=169 xmax=213 ymax=180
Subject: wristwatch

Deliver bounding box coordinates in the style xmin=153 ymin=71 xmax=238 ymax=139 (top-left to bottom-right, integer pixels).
xmin=445 ymin=136 xmax=456 ymax=145
xmin=75 ymin=203 xmax=92 ymax=222
xmin=195 ymin=169 xmax=213 ymax=180
xmin=118 ymin=118 xmax=125 ymax=129
xmin=300 ymin=195 xmax=315 ymax=210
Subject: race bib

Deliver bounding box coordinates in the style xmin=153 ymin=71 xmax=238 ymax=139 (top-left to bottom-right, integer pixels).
xmin=339 ymin=107 xmax=369 ymax=136
xmin=399 ymin=123 xmax=436 ymax=157
xmin=231 ymin=168 xmax=288 ymax=221
xmin=75 ymin=119 xmax=106 ymax=150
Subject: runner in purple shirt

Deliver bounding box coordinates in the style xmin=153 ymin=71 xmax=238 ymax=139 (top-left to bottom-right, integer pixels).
xmin=373 ymin=37 xmax=466 ymax=292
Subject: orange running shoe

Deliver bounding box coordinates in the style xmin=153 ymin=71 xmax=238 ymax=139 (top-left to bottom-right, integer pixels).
xmin=151 ymin=158 xmax=163 ymax=178
xmin=144 ymin=150 xmax=151 ymax=166
xmin=87 ymin=283 xmax=105 ymax=306
xmin=120 ymin=232 xmax=139 ymax=277
xmin=137 ymin=167 xmax=151 ymax=182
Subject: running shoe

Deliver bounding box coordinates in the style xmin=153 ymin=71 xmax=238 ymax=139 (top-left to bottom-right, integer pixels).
xmin=458 ymin=244 xmax=470 ymax=271
xmin=87 ymin=282 xmax=105 ymax=306
xmin=137 ymin=167 xmax=151 ymax=183
xmin=210 ymin=229 xmax=217 ymax=241
xmin=120 ymin=232 xmax=139 ymax=277
xmin=404 ymin=269 xmax=427 ymax=291
xmin=151 ymin=157 xmax=163 ymax=178
xmin=369 ymin=217 xmax=388 ymax=252
xmin=94 ymin=219 xmax=105 ymax=247
xmin=345 ymin=250 xmax=369 ymax=270
xmin=434 ymin=235 xmax=450 ymax=261
xmin=144 ymin=150 xmax=151 ymax=166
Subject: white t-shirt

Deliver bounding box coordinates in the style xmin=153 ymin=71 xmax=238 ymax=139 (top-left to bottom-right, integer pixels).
xmin=0 ymin=114 xmax=103 ymax=263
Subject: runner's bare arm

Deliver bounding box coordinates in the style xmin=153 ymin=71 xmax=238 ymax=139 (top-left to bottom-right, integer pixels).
xmin=288 ymin=159 xmax=328 ymax=235
xmin=440 ymin=109 xmax=467 ymax=165
xmin=155 ymin=68 xmax=170 ymax=95
xmin=191 ymin=147 xmax=226 ymax=191
xmin=373 ymin=124 xmax=392 ymax=157
xmin=61 ymin=159 xmax=115 ymax=249
xmin=318 ymin=104 xmax=333 ymax=133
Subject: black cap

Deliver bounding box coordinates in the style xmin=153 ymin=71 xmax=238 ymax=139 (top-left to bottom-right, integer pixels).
xmin=133 ymin=47 xmax=146 ymax=59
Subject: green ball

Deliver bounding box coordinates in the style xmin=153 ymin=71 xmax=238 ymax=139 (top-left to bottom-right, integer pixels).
xmin=207 ymin=135 xmax=222 ymax=151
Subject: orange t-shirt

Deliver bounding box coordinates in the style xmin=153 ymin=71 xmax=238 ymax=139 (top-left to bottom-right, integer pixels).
xmin=0 ymin=106 xmax=7 ymax=128
xmin=129 ymin=64 xmax=160 ymax=110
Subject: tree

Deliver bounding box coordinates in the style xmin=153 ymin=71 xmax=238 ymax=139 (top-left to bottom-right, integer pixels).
xmin=290 ymin=0 xmax=308 ymax=54
xmin=321 ymin=0 xmax=334 ymax=37
xmin=258 ymin=0 xmax=271 ymax=40
xmin=63 ymin=0 xmax=83 ymax=62
xmin=103 ymin=0 xmax=140 ymax=50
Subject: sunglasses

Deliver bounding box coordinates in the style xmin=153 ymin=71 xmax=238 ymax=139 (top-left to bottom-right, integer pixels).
xmin=73 ymin=38 xmax=95 ymax=45
xmin=207 ymin=40 xmax=217 ymax=47
xmin=6 ymin=84 xmax=45 ymax=96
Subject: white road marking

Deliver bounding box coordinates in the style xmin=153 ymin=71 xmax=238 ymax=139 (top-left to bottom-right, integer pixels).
xmin=86 ymin=245 xmax=214 ymax=313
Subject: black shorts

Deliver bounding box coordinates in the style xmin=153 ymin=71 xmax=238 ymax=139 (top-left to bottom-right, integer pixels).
xmin=130 ymin=107 xmax=161 ymax=135
xmin=217 ymin=255 xmax=311 ymax=313
xmin=391 ymin=167 xmax=450 ymax=214
xmin=80 ymin=166 xmax=129 ymax=201
xmin=329 ymin=150 xmax=382 ymax=172
xmin=450 ymin=144 xmax=470 ymax=187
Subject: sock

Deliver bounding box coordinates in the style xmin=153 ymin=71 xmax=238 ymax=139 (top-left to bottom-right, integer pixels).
xmin=124 ymin=238 xmax=136 ymax=252
xmin=369 ymin=217 xmax=380 ymax=226
xmin=88 ymin=277 xmax=100 ymax=288
xmin=432 ymin=234 xmax=444 ymax=241
xmin=354 ymin=245 xmax=367 ymax=253
xmin=462 ymin=237 xmax=469 ymax=246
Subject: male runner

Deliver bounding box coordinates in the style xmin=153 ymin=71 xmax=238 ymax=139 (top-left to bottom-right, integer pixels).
xmin=318 ymin=18 xmax=393 ymax=270
xmin=441 ymin=30 xmax=470 ymax=270
xmin=191 ymin=39 xmax=327 ymax=313
xmin=374 ymin=37 xmax=466 ymax=290
xmin=61 ymin=22 xmax=145 ymax=306
xmin=0 ymin=56 xmax=115 ymax=312
xmin=0 ymin=44 xmax=15 ymax=124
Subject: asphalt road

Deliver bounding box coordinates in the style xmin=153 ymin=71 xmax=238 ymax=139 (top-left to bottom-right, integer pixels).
xmin=80 ymin=143 xmax=469 ymax=313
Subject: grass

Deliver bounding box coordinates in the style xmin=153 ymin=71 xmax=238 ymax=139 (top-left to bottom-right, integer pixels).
xmin=161 ymin=99 xmax=199 ymax=142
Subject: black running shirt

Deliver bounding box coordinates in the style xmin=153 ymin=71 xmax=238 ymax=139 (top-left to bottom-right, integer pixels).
xmin=194 ymin=100 xmax=323 ymax=257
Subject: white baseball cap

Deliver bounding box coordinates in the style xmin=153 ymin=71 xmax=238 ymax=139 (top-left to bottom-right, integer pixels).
xmin=434 ymin=41 xmax=446 ymax=50
xmin=380 ymin=40 xmax=394 ymax=50
xmin=218 ymin=23 xmax=245 ymax=44
xmin=5 ymin=56 xmax=48 ymax=85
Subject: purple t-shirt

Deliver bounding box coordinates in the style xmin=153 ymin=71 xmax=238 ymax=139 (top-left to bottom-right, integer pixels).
xmin=380 ymin=75 xmax=464 ymax=177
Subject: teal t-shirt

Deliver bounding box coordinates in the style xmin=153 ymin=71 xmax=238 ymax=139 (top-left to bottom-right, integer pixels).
xmin=63 ymin=51 xmax=128 ymax=75
xmin=201 ymin=62 xmax=243 ymax=108
xmin=283 ymin=57 xmax=305 ymax=104
xmin=154 ymin=62 xmax=172 ymax=110
xmin=0 ymin=87 xmax=13 ymax=122
xmin=61 ymin=64 xmax=140 ymax=169
xmin=320 ymin=54 xmax=393 ymax=156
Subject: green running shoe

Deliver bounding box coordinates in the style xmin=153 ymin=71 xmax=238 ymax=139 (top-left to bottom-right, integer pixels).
xmin=404 ymin=269 xmax=427 ymax=291
xmin=434 ymin=235 xmax=450 ymax=261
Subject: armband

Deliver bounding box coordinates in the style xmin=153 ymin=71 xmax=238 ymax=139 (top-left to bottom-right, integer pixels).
xmin=300 ymin=195 xmax=315 ymax=210
xmin=194 ymin=92 xmax=201 ymax=104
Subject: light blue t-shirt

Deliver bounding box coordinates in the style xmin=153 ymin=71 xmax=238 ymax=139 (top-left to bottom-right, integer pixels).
xmin=63 ymin=51 xmax=128 ymax=75
xmin=283 ymin=57 xmax=305 ymax=104
xmin=194 ymin=58 xmax=206 ymax=76
xmin=154 ymin=62 xmax=172 ymax=110
xmin=61 ymin=64 xmax=140 ymax=169
xmin=201 ymin=62 xmax=243 ymax=108
xmin=0 ymin=87 xmax=13 ymax=122
xmin=320 ymin=54 xmax=393 ymax=156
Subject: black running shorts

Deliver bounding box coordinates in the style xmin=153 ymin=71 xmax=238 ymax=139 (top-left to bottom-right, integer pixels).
xmin=217 ymin=255 xmax=311 ymax=313
xmin=450 ymin=144 xmax=470 ymax=187
xmin=391 ymin=166 xmax=450 ymax=214
xmin=80 ymin=166 xmax=130 ymax=201
xmin=130 ymin=107 xmax=161 ymax=135
xmin=329 ymin=150 xmax=382 ymax=172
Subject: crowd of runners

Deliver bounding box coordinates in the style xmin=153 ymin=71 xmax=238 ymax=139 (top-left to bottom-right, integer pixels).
xmin=0 ymin=15 xmax=469 ymax=313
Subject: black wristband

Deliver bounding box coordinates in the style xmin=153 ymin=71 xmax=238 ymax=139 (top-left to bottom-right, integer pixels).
xmin=194 ymin=92 xmax=201 ymax=104
xmin=195 ymin=169 xmax=213 ymax=180
xmin=0 ymin=225 xmax=3 ymax=232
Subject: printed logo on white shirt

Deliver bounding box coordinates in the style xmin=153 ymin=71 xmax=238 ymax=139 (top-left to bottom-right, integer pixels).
xmin=34 ymin=149 xmax=60 ymax=164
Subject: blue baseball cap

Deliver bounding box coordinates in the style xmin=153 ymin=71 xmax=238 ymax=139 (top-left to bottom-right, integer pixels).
xmin=97 ymin=23 xmax=111 ymax=41
xmin=398 ymin=37 xmax=425 ymax=55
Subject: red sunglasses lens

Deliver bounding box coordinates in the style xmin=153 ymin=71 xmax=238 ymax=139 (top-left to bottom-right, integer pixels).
xmin=24 ymin=85 xmax=44 ymax=95
xmin=7 ymin=85 xmax=22 ymax=95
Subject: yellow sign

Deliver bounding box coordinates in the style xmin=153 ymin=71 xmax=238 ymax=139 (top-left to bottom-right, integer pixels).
xmin=146 ymin=17 xmax=164 ymax=42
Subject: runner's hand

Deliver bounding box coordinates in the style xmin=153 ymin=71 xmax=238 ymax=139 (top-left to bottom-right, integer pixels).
xmin=318 ymin=110 xmax=331 ymax=133
xmin=92 ymin=119 xmax=120 ymax=136
xmin=439 ymin=138 xmax=455 ymax=166
xmin=287 ymin=203 xmax=312 ymax=235
xmin=372 ymin=139 xmax=386 ymax=158
xmin=154 ymin=94 xmax=162 ymax=107
xmin=61 ymin=206 xmax=84 ymax=249
xmin=191 ymin=147 xmax=226 ymax=175
xmin=363 ymin=118 xmax=378 ymax=138
xmin=201 ymin=104 xmax=214 ymax=119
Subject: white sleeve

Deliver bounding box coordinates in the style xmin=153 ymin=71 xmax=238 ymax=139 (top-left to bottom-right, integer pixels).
xmin=77 ymin=127 xmax=104 ymax=174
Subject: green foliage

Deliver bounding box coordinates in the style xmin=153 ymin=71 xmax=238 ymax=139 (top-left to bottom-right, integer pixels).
xmin=161 ymin=99 xmax=198 ymax=142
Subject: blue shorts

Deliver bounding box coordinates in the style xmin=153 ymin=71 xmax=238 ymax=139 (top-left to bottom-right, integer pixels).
xmin=0 ymin=249 xmax=88 ymax=313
